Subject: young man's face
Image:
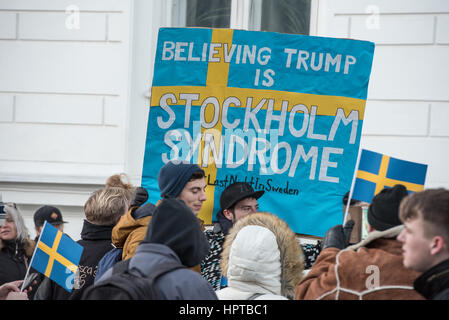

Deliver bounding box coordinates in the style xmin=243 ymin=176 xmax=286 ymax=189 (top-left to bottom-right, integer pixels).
xmin=397 ymin=217 xmax=435 ymax=272
xmin=177 ymin=178 xmax=207 ymax=216
xmin=223 ymin=197 xmax=259 ymax=223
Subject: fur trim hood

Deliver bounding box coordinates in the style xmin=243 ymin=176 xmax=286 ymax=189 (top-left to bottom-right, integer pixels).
xmin=220 ymin=212 xmax=304 ymax=299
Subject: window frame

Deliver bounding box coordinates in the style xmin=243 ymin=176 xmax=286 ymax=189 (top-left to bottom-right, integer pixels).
xmin=169 ymin=0 xmax=318 ymax=34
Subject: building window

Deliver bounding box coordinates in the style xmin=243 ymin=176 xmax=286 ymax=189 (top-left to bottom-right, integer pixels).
xmin=249 ymin=0 xmax=310 ymax=34
xmin=185 ymin=0 xmax=231 ymax=28
xmin=172 ymin=0 xmax=311 ymax=35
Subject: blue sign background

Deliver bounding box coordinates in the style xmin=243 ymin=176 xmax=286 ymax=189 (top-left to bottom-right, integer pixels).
xmin=142 ymin=28 xmax=374 ymax=236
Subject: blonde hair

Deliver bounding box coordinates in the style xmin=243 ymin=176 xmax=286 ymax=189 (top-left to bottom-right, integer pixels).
xmin=105 ymin=173 xmax=135 ymax=204
xmin=84 ymin=187 xmax=130 ymax=226
xmin=3 ymin=203 xmax=30 ymax=242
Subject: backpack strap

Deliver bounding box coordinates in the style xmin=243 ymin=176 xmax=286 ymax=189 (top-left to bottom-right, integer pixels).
xmin=141 ymin=262 xmax=187 ymax=299
xmin=145 ymin=262 xmax=186 ymax=282
xmin=112 ymin=259 xmax=131 ymax=275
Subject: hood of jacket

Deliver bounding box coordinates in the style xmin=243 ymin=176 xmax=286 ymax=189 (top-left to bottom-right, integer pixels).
xmin=80 ymin=219 xmax=113 ymax=241
xmin=141 ymin=198 xmax=209 ymax=268
xmin=112 ymin=206 xmax=153 ymax=248
xmin=220 ymin=212 xmax=304 ymax=299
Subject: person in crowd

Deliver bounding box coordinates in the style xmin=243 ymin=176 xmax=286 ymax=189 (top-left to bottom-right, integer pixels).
xmin=34 ymin=186 xmax=130 ymax=300
xmin=0 ymin=280 xmax=29 ymax=300
xmin=87 ymin=198 xmax=217 ymax=300
xmin=95 ymin=187 xmax=153 ymax=282
xmin=101 ymin=172 xmax=148 ymax=263
xmin=110 ymin=187 xmax=154 ymax=261
xmin=0 ymin=203 xmax=35 ymax=287
xmin=216 ymin=212 xmax=304 ymax=300
xmin=33 ymin=205 xmax=67 ymax=241
xmin=201 ymin=182 xmax=264 ymax=290
xmin=202 ymin=182 xmax=321 ymax=290
xmin=157 ymin=161 xmax=208 ymax=275
xmin=105 ymin=173 xmax=135 ymax=203
xmin=295 ymin=184 xmax=424 ymax=300
xmin=28 ymin=205 xmax=68 ymax=299
xmin=397 ymin=188 xmax=449 ymax=300
xmin=157 ymin=161 xmax=207 ymax=225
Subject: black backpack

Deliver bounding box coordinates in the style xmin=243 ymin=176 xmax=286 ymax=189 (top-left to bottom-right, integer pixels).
xmin=83 ymin=259 xmax=186 ymax=300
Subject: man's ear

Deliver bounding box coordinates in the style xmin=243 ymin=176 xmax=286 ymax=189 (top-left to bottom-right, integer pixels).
xmin=430 ymin=235 xmax=446 ymax=256
xmin=222 ymin=209 xmax=234 ymax=222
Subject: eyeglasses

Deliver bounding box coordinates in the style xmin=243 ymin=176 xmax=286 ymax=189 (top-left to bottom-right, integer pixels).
xmin=0 ymin=202 xmax=16 ymax=227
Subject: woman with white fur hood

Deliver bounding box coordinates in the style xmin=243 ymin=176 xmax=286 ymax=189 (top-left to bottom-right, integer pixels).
xmin=216 ymin=212 xmax=304 ymax=300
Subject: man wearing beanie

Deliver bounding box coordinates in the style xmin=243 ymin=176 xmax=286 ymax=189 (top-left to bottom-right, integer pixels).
xmin=296 ymin=184 xmax=424 ymax=300
xmin=158 ymin=161 xmax=207 ymax=218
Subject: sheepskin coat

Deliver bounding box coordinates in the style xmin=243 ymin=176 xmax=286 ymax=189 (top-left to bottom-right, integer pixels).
xmin=295 ymin=225 xmax=424 ymax=300
xmin=217 ymin=212 xmax=304 ymax=300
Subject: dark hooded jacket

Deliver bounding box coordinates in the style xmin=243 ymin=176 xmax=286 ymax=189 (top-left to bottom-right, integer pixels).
xmin=414 ymin=258 xmax=449 ymax=300
xmin=93 ymin=198 xmax=217 ymax=300
xmin=34 ymin=220 xmax=114 ymax=300
xmin=0 ymin=238 xmax=35 ymax=286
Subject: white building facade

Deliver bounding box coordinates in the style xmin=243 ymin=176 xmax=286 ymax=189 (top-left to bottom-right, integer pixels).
xmin=0 ymin=0 xmax=448 ymax=240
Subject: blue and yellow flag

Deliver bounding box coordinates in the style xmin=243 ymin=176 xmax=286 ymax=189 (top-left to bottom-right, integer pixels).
xmin=352 ymin=149 xmax=428 ymax=203
xmin=30 ymin=221 xmax=83 ymax=292
xmin=142 ymin=28 xmax=374 ymax=236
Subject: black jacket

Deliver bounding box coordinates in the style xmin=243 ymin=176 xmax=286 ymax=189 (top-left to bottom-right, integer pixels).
xmin=414 ymin=258 xmax=449 ymax=300
xmin=0 ymin=239 xmax=35 ymax=286
xmin=34 ymin=220 xmax=114 ymax=300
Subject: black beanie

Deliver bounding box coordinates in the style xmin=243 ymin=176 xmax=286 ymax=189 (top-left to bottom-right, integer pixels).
xmin=142 ymin=198 xmax=210 ymax=267
xmin=368 ymin=184 xmax=409 ymax=231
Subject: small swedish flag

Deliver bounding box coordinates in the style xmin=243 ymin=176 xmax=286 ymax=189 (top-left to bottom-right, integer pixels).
xmin=352 ymin=149 xmax=427 ymax=203
xmin=30 ymin=221 xmax=83 ymax=292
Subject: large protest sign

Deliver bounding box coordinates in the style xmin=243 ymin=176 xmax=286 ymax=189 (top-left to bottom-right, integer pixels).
xmin=142 ymin=28 xmax=374 ymax=237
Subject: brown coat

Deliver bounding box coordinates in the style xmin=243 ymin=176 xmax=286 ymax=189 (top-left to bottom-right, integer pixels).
xmin=112 ymin=207 xmax=151 ymax=260
xmin=295 ymin=225 xmax=424 ymax=300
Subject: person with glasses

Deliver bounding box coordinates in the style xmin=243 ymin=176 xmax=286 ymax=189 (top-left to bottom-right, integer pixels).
xmin=0 ymin=203 xmax=35 ymax=287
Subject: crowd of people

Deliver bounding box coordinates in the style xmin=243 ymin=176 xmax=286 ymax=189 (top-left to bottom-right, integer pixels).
xmin=1 ymin=161 xmax=448 ymax=300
